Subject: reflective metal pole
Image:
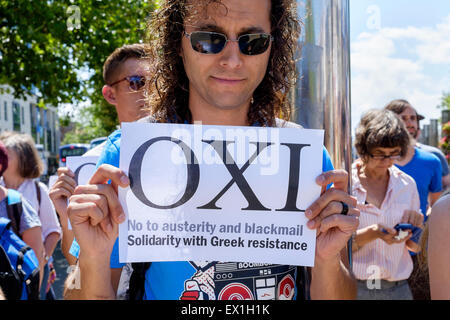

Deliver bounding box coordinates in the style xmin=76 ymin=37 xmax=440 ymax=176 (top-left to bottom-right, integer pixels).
xmin=292 ymin=0 xmax=353 ymax=272
xmin=293 ymin=0 xmax=352 ymax=172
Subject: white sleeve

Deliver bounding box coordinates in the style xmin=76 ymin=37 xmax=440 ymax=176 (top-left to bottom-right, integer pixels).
xmin=37 ymin=182 xmax=62 ymax=240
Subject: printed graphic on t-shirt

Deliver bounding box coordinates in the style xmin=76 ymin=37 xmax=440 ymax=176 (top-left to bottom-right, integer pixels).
xmin=179 ymin=261 xmax=296 ymax=300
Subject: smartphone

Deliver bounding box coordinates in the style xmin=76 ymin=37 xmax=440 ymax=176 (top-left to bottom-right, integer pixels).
xmin=381 ymin=224 xmax=422 ymax=243
xmin=394 ymin=223 xmax=422 ymax=243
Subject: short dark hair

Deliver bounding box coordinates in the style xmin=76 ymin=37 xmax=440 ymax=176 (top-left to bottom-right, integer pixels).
xmin=103 ymin=43 xmax=152 ymax=85
xmin=0 ymin=132 xmax=43 ymax=179
xmin=0 ymin=141 xmax=8 ymax=177
xmin=355 ymin=109 xmax=410 ymax=160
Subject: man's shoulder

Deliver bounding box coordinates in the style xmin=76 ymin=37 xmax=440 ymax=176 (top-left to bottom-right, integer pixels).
xmin=414 ymin=147 xmax=442 ymax=164
xmin=137 ymin=115 xmax=158 ymax=124
xmin=105 ymin=116 xmax=157 ymax=146
xmin=417 ymin=142 xmax=442 ymax=153
xmin=83 ymin=141 xmax=107 ymax=157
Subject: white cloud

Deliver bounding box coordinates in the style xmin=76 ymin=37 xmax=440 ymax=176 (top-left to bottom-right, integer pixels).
xmin=351 ymin=15 xmax=450 ymax=133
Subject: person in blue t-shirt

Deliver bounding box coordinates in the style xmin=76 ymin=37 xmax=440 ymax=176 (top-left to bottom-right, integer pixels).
xmin=64 ymin=0 xmax=360 ymax=300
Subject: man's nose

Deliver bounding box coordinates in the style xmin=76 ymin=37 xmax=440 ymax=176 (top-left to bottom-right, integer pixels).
xmin=219 ymin=40 xmax=243 ymax=69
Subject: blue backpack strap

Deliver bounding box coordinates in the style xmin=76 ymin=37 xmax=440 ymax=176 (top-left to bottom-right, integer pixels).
xmin=6 ymin=189 xmax=22 ymax=236
xmin=7 ymin=189 xmax=22 ymax=205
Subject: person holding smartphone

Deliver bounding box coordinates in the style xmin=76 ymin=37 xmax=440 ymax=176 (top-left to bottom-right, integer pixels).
xmin=351 ymin=109 xmax=424 ymax=300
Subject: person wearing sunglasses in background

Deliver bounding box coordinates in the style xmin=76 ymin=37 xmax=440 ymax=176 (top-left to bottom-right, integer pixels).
xmin=64 ymin=0 xmax=360 ymax=300
xmin=49 ymin=44 xmax=153 ymax=293
xmin=351 ymin=109 xmax=424 ymax=300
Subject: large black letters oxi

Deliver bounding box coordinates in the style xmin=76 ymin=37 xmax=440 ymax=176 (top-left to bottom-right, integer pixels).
xmin=276 ymin=143 xmax=311 ymax=212
xmin=128 ymin=137 xmax=311 ymax=212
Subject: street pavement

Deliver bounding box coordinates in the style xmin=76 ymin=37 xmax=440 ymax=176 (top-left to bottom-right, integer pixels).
xmin=51 ymin=243 xmax=70 ymax=299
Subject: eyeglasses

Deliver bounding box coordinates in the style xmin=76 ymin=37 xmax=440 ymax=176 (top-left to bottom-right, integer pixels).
xmin=184 ymin=31 xmax=273 ymax=55
xmin=109 ymin=75 xmax=146 ymax=91
xmin=369 ymin=153 xmax=402 ymax=160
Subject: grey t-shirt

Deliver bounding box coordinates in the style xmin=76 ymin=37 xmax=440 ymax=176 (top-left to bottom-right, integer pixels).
xmin=0 ymin=194 xmax=41 ymax=235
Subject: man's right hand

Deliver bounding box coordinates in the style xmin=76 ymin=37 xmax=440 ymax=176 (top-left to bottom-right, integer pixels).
xmin=67 ymin=164 xmax=130 ymax=259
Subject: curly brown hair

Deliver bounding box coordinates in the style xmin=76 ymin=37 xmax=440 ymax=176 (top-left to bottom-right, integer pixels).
xmin=145 ymin=0 xmax=300 ymax=126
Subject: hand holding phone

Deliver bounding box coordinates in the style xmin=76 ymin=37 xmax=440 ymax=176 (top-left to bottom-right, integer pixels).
xmin=394 ymin=223 xmax=422 ymax=243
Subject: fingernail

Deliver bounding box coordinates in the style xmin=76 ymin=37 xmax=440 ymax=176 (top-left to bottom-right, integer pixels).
xmin=307 ymin=220 xmax=315 ymax=229
xmin=316 ymin=175 xmax=325 ymax=184
xmin=305 ymin=209 xmax=312 ymax=218
xmin=120 ymin=175 xmax=130 ymax=185
xmin=118 ymin=213 xmax=126 ymax=223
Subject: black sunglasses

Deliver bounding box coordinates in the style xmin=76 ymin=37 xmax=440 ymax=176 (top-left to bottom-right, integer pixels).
xmin=110 ymin=75 xmax=146 ymax=91
xmin=184 ymin=31 xmax=273 ymax=55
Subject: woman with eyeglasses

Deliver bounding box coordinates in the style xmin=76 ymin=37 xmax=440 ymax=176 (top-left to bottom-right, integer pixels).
xmin=351 ymin=109 xmax=424 ymax=300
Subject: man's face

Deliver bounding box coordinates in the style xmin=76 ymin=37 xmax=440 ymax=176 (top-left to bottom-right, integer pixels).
xmin=180 ymin=0 xmax=272 ymax=120
xmin=109 ymin=58 xmax=151 ymax=123
xmin=399 ymin=106 xmax=419 ymax=139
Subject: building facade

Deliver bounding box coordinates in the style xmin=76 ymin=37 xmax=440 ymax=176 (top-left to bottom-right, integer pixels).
xmin=0 ymin=85 xmax=60 ymax=177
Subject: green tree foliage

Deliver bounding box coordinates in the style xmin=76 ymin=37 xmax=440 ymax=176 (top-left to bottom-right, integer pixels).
xmin=1 ymin=0 xmax=157 ymax=137
xmin=439 ymin=92 xmax=450 ymax=110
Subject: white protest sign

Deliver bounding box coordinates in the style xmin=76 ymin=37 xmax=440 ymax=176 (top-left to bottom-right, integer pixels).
xmin=66 ymin=156 xmax=99 ymax=186
xmin=119 ymin=123 xmax=324 ymax=267
xmin=66 ymin=156 xmax=99 ymax=230
xmin=48 ymin=175 xmax=58 ymax=190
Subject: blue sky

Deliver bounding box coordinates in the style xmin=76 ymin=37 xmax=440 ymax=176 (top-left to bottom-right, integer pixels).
xmin=350 ymin=0 xmax=450 ymax=133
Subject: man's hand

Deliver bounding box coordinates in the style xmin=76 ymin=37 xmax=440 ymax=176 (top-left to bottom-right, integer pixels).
xmin=67 ymin=164 xmax=129 ymax=259
xmin=305 ymin=169 xmax=360 ymax=261
xmin=49 ymin=167 xmax=77 ymax=226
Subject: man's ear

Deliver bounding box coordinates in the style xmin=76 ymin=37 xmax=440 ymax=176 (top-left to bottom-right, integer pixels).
xmin=102 ymin=85 xmax=117 ymax=106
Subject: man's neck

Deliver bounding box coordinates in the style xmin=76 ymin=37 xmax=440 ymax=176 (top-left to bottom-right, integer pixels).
xmin=189 ymin=93 xmax=250 ymax=126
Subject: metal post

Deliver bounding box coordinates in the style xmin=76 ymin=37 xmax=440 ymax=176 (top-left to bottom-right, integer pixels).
xmin=430 ymin=119 xmax=439 ymax=147
xmin=293 ymin=0 xmax=352 ymax=173
xmin=442 ymin=110 xmax=450 ymax=125
xmin=423 ymin=124 xmax=430 ymax=145
xmin=292 ymin=0 xmax=353 ymax=273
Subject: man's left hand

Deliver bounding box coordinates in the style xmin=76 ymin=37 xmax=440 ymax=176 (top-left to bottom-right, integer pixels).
xmin=305 ymin=169 xmax=360 ymax=261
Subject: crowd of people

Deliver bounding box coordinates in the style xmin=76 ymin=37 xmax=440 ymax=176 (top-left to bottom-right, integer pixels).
xmin=1 ymin=0 xmax=449 ymax=301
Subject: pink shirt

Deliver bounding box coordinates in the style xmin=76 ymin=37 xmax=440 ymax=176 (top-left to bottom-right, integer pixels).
xmin=351 ymin=161 xmax=420 ymax=281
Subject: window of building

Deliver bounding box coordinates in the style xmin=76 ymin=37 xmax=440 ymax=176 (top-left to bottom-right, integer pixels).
xmin=30 ymin=103 xmax=37 ymax=142
xmin=12 ymin=102 xmax=21 ymax=131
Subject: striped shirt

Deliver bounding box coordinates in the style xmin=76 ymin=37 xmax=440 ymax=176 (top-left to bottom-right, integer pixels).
xmin=351 ymin=161 xmax=420 ymax=281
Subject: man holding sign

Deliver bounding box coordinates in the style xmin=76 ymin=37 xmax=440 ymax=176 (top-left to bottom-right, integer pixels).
xmin=66 ymin=0 xmax=359 ymax=300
